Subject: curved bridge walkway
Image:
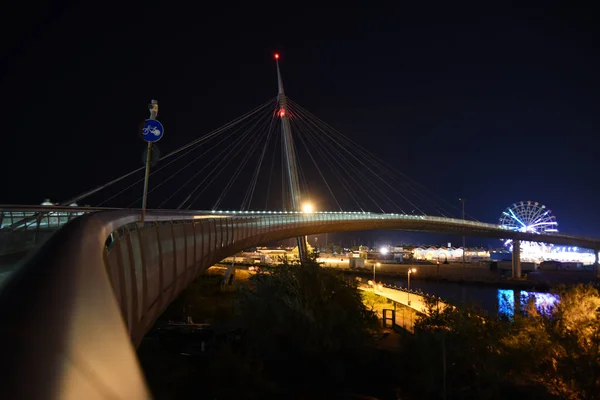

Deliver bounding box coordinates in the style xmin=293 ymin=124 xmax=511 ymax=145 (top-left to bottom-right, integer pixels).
xmin=0 ymin=209 xmax=599 ymax=399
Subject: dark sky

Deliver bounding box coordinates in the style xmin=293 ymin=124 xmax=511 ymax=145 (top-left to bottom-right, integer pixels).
xmin=2 ymin=2 xmax=600 ymax=239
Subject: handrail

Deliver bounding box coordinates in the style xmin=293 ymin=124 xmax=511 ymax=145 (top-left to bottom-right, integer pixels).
xmin=0 ymin=209 xmax=598 ymax=399
xmin=1 ymin=205 xmax=599 ymax=245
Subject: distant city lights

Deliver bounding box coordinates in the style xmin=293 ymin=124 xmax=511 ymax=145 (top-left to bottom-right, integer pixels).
xmin=498 ymin=289 xmax=559 ymax=318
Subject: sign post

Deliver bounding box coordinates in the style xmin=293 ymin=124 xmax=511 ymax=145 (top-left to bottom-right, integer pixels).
xmin=140 ymin=100 xmax=164 ymax=223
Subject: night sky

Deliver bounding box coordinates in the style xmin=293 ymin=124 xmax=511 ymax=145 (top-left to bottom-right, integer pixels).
xmin=2 ymin=2 xmax=600 ymax=241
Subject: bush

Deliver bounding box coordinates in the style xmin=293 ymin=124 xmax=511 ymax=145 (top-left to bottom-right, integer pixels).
xmin=399 ymin=284 xmax=600 ymax=399
xmin=238 ymin=259 xmax=379 ymax=391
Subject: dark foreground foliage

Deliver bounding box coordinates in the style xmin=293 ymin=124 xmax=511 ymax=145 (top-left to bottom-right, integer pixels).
xmin=141 ymin=262 xmax=600 ymax=400
xmin=401 ymin=284 xmax=600 ymax=400
xmin=237 ymin=260 xmax=381 ymax=396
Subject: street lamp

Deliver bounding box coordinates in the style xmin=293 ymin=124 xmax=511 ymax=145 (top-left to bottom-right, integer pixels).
xmin=302 ymin=203 xmax=314 ymax=213
xmin=459 ymin=198 xmax=466 ymax=268
xmin=373 ymin=262 xmax=381 ymax=290
xmin=407 ymin=268 xmax=416 ymax=306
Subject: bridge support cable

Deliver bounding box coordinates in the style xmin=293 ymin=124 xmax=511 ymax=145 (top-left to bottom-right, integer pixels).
xmin=298 ymin=129 xmax=374 ymax=212
xmin=168 ymin=117 xmax=268 ymax=209
xmin=212 ymin=116 xmax=276 ymax=210
xmin=288 ymin=113 xmax=376 ymax=212
xmin=293 ymin=141 xmax=312 ymax=206
xmin=240 ymin=112 xmax=278 ymax=211
xmin=290 ymin=118 xmax=371 ymax=212
xmin=288 ymin=100 xmax=424 ymax=215
xmin=263 ymin=131 xmax=280 ymax=210
xmin=289 ymin=119 xmax=344 ymax=211
xmin=157 ymin=106 xmax=275 ymax=210
xmin=292 ymin=113 xmax=381 ymax=212
xmin=299 ymin=118 xmax=407 ymax=213
xmin=290 ymin=110 xmax=405 ymax=213
xmin=144 ymin=114 xmax=266 ymax=209
xmin=62 ymin=97 xmax=277 ymax=207
xmin=288 ymin=98 xmax=478 ymax=220
xmin=280 ymin=131 xmax=287 ymax=211
xmin=287 ymin=99 xmax=445 ymax=212
xmin=150 ymin=106 xmax=274 ymax=209
xmin=296 ymin=120 xmax=392 ymax=212
xmin=183 ymin=110 xmax=277 ymax=210
xmin=124 ymin=100 xmax=276 ymax=209
xmin=287 ymin=99 xmax=459 ymax=217
xmin=103 ymin=100 xmax=277 ymax=207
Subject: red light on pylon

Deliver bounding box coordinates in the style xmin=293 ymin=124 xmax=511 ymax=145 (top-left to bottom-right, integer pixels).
xmin=274 ymin=53 xmax=280 ymax=60
xmin=278 ymin=109 xmax=286 ymax=118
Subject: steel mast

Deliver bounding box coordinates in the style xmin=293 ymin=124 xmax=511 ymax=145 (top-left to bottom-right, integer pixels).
xmin=275 ymin=53 xmax=309 ymax=260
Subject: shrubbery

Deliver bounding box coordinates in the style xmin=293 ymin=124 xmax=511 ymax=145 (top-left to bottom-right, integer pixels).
xmin=402 ymin=284 xmax=600 ymax=399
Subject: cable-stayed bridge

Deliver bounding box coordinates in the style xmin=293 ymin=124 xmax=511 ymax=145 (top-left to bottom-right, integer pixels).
xmin=0 ymin=55 xmax=599 ymax=399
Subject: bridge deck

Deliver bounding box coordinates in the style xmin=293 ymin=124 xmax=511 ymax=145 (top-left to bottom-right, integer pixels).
xmin=359 ymin=285 xmax=448 ymax=314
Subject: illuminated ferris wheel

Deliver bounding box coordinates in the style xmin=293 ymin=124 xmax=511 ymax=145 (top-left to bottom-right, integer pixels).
xmin=499 ymin=201 xmax=558 ymax=251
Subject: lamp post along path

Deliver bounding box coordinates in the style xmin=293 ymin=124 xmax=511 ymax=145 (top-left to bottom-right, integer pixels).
xmin=459 ymin=198 xmax=466 ymax=268
xmin=407 ymin=268 xmax=416 ymax=305
xmin=373 ymin=262 xmax=381 ymax=290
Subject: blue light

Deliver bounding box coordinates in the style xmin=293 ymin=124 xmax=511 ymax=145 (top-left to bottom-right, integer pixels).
xmin=498 ymin=289 xmax=559 ymax=318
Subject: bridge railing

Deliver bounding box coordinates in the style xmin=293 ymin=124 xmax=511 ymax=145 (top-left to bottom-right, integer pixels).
xmin=1 ymin=210 xmax=86 ymax=230
xmin=0 ymin=206 xmax=113 ymax=256
xmin=206 ymin=210 xmax=598 ymax=246
xmin=1 ymin=208 xmax=598 ymax=399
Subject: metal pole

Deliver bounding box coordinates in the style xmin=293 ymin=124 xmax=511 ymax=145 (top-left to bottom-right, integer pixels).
xmin=275 ymin=55 xmax=308 ymax=260
xmin=141 ymin=142 xmax=152 ymax=223
xmin=373 ymin=263 xmax=376 ymax=283
xmin=460 ymin=198 xmax=466 ymax=268
xmin=407 ymin=270 xmax=411 ymax=306
xmin=141 ymin=100 xmax=158 ymax=223
xmin=442 ymin=332 xmax=447 ymax=400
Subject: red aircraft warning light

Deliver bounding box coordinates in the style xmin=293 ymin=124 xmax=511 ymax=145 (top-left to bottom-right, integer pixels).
xmin=278 ymin=109 xmax=286 ymax=118
xmin=274 ymin=53 xmax=280 ymax=60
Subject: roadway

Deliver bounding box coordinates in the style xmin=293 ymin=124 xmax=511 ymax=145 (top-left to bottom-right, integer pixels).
xmin=358 ymin=285 xmax=448 ymax=314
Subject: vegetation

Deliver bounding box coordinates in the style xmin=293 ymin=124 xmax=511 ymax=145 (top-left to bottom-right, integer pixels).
xmin=142 ymin=261 xmax=600 ymax=400
xmin=401 ymin=284 xmax=600 ymax=399
xmin=159 ymin=269 xmax=238 ymax=323
xmin=238 ymin=259 xmax=380 ymax=395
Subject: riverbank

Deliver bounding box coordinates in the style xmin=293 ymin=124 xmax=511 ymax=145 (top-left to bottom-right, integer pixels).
xmin=340 ymin=264 xmax=598 ymax=291
xmin=141 ymin=264 xmax=404 ymax=399
xmin=218 ymin=261 xmax=598 ymax=291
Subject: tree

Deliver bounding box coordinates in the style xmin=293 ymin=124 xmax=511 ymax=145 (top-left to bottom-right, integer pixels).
xmin=406 ymin=298 xmax=514 ymax=399
xmin=502 ymin=284 xmax=600 ymax=399
xmin=238 ymin=259 xmax=379 ymax=393
xmin=402 ymin=284 xmax=600 ymax=399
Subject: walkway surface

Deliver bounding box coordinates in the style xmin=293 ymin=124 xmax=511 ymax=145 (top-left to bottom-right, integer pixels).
xmin=359 ymin=285 xmax=447 ymax=314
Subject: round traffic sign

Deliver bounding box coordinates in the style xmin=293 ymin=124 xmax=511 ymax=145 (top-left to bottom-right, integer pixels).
xmin=141 ymin=119 xmax=164 ymax=142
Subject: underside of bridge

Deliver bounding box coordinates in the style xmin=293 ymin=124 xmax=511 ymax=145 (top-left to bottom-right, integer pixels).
xmin=0 ymin=210 xmax=599 ymax=399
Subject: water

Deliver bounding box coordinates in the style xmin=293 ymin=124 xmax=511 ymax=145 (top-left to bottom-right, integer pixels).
xmin=377 ymin=276 xmax=559 ymax=317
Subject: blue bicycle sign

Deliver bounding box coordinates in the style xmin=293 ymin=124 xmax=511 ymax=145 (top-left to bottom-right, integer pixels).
xmin=141 ymin=119 xmax=164 ymax=142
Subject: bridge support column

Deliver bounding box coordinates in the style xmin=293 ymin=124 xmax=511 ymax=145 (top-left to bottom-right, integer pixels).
xmin=276 ymin=56 xmax=309 ymax=262
xmin=512 ymin=240 xmax=521 ymax=279
xmin=297 ymin=236 xmax=309 ymax=261
xmin=513 ymin=289 xmax=522 ymax=316
xmin=222 ymin=256 xmax=236 ymax=286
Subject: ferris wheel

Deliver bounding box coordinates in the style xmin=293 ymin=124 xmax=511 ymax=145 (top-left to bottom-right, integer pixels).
xmin=499 ymin=201 xmax=558 ymax=250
